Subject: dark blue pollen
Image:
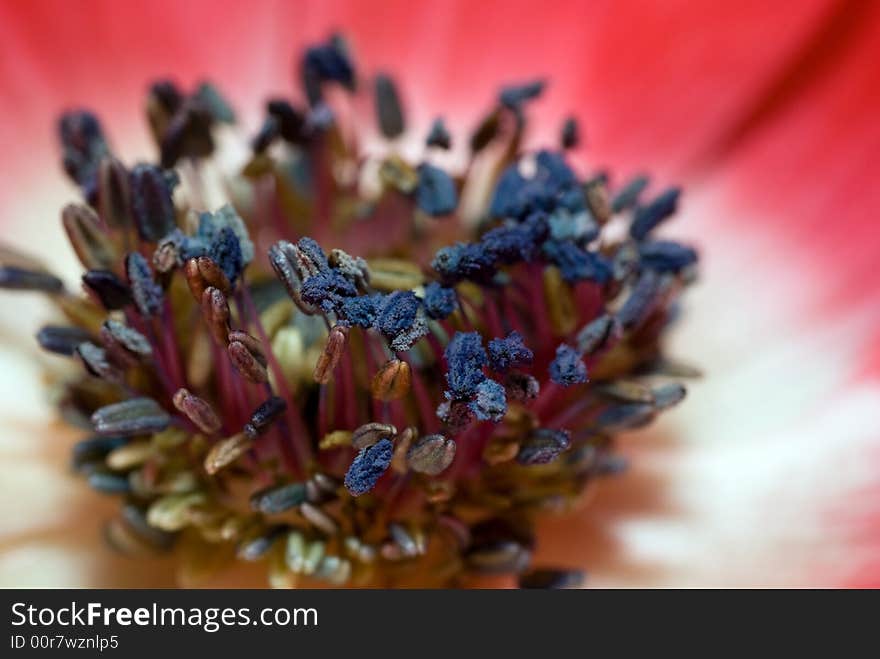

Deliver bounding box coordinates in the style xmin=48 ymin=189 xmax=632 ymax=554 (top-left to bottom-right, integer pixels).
xmin=542 ymin=240 xmax=612 ymax=283
xmin=431 ymin=242 xmax=495 ymax=283
xmin=616 ymin=271 xmax=662 ymax=330
xmin=480 ymin=223 xmax=541 ymax=264
xmin=130 ymin=164 xmax=176 ymax=242
xmin=469 ymin=378 xmax=507 ymax=422
xmin=208 ymin=227 xmax=244 ymax=284
xmin=499 ymin=80 xmax=545 ymax=110
xmin=344 ymin=438 xmax=393 ymax=496
xmin=549 ymin=344 xmax=588 ymax=386
xmin=423 ymin=282 xmax=457 ymax=320
xmin=300 ymin=270 xmax=357 ymax=314
xmin=534 ymin=150 xmax=577 ymax=188
xmin=58 ymin=109 xmax=108 ymax=195
xmin=639 ymin=241 xmax=698 ymax=273
xmin=557 ymin=186 xmax=588 ymax=214
xmin=611 ymin=174 xmax=650 ymax=213
xmin=302 ymin=40 xmax=355 ymax=88
xmin=521 ymin=211 xmax=551 ymax=241
xmin=488 ymin=164 xmax=527 ymax=218
xmin=426 ymin=117 xmax=451 ymax=149
xmin=630 ymin=187 xmax=681 ymax=241
xmin=488 ymin=331 xmax=534 ymax=372
xmin=444 ymin=331 xmax=488 ymax=400
xmin=489 ymin=150 xmax=579 ymax=220
xmin=548 ymin=209 xmax=600 ymax=245
xmin=296 ymin=237 xmax=330 ymax=273
xmin=561 ymin=116 xmax=579 ymax=149
xmin=59 ymin=110 xmax=103 ymax=147
xmin=340 ymin=294 xmax=382 ymax=328
xmin=125 ymin=252 xmax=163 ymax=317
xmin=415 ymin=163 xmax=458 ymax=216
xmin=376 ymin=290 xmax=421 ymax=337
xmin=162 ymin=228 xmax=208 ymax=262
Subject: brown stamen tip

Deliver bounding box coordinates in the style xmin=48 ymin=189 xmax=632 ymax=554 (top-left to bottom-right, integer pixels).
xmin=227 ymin=331 xmax=268 ymax=383
xmin=370 ymin=359 xmax=411 ymax=401
xmin=351 ymin=422 xmax=397 ymax=450
xmin=185 ymin=256 xmax=231 ymax=302
xmin=201 ymin=286 xmax=231 ymax=345
xmin=62 ymin=203 xmax=115 ymax=271
xmin=584 ymin=177 xmax=611 ymax=225
xmin=204 ymin=432 xmax=252 ymax=475
xmin=173 ymin=387 xmax=222 ymax=434
xmin=406 ymin=434 xmax=456 ymax=476
xmin=313 ymin=325 xmax=348 ymax=384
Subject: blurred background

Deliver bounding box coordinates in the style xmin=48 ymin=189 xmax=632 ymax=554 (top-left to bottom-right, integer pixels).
xmin=0 ymin=0 xmax=878 ymax=587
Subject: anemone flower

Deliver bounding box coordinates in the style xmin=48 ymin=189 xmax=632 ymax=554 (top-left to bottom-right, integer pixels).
xmin=0 ymin=0 xmax=878 ymax=588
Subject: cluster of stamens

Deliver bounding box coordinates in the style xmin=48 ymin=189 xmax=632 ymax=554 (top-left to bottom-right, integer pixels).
xmin=0 ymin=34 xmax=698 ymax=588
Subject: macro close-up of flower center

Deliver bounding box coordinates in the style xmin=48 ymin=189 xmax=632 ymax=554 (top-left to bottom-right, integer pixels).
xmin=0 ymin=32 xmax=699 ymax=588
xmin=2 ymin=0 xmax=880 ymax=593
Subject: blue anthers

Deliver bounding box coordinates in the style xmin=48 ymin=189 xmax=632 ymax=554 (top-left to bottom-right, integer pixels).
xmin=296 ymin=236 xmax=330 ymax=273
xmin=300 ymin=270 xmax=357 ymax=314
xmin=535 ymin=150 xmax=578 ymax=189
xmin=499 ymin=80 xmax=545 ymax=110
xmin=415 ymin=163 xmax=458 ymax=216
xmin=488 ymin=164 xmax=527 ymax=219
xmin=616 ymin=271 xmax=662 ymax=330
xmin=125 ymin=252 xmax=163 ymax=317
xmin=130 ymin=163 xmax=176 ymax=242
xmin=423 ymin=282 xmax=457 ymax=320
xmin=58 ymin=109 xmax=108 ymax=199
xmin=164 ymin=229 xmax=207 ymax=262
xmin=426 ymin=117 xmax=451 ymax=150
xmin=611 ymin=174 xmax=650 ymax=213
xmin=344 ymin=438 xmax=393 ymax=496
xmin=548 ymin=208 xmax=599 ymax=244
xmin=302 ymin=36 xmax=355 ymax=95
xmin=639 ymin=241 xmax=698 ymax=273
xmin=489 ymin=150 xmax=579 ymax=219
xmin=549 ymin=344 xmax=588 ymax=386
xmin=376 ymin=290 xmax=420 ymax=337
xmin=195 ymin=205 xmax=255 ymax=266
xmin=208 ymin=226 xmax=244 ymax=284
xmin=376 ymin=291 xmax=428 ymax=351
xmin=488 ymin=331 xmax=533 ymax=372
xmin=444 ymin=331 xmax=488 ymax=399
xmin=480 ymin=222 xmax=542 ymax=264
xmin=469 ymin=378 xmax=507 ymax=422
xmin=630 ymin=187 xmax=680 ymax=241
xmin=542 ymin=240 xmax=612 ymax=283
xmin=431 ymin=242 xmax=495 ymax=283
xmin=340 ymin=294 xmax=382 ymax=328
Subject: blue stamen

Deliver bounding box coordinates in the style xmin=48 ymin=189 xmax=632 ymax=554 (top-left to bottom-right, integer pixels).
xmin=488 ymin=331 xmax=533 ymax=372
xmin=444 ymin=331 xmax=488 ymax=399
xmin=549 ymin=344 xmax=588 ymax=386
